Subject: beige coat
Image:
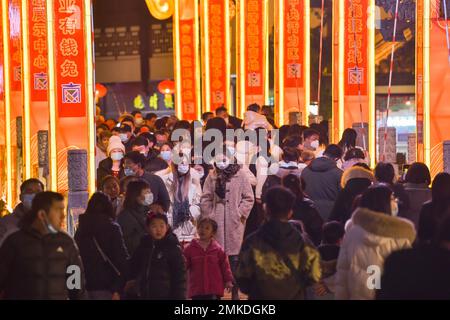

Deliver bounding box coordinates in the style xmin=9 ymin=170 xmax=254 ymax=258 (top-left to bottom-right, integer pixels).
xmin=200 ymin=167 xmax=255 ymax=256
xmin=335 ymin=207 xmax=416 ymax=300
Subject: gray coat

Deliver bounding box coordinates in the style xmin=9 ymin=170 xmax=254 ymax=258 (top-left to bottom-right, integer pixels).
xmin=399 ymin=183 xmax=431 ymax=230
xmin=301 ymin=157 xmax=343 ymax=221
xmin=200 ymin=168 xmax=254 ymax=256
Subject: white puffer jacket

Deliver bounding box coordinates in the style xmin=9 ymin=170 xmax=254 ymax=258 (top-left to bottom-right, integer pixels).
xmin=335 ymin=207 xmax=416 ymax=300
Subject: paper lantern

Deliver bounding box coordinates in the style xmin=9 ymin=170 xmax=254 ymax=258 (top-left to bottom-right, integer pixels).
xmin=146 ymin=0 xmax=174 ymax=20
xmin=158 ymin=79 xmax=175 ymax=95
xmin=95 ymin=83 xmax=108 ymax=98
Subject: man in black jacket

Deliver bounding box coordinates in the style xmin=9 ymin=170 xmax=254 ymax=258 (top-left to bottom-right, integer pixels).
xmin=216 ymin=106 xmax=243 ymax=129
xmin=123 ymin=151 xmax=171 ymax=212
xmin=0 ymin=192 xmax=86 ymax=300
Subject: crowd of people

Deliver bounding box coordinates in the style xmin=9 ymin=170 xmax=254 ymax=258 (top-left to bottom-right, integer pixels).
xmin=0 ymin=104 xmax=449 ymax=300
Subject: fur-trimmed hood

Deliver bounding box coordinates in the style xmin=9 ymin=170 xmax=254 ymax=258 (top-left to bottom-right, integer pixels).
xmin=350 ymin=207 xmax=416 ymax=243
xmin=341 ymin=166 xmax=374 ymax=188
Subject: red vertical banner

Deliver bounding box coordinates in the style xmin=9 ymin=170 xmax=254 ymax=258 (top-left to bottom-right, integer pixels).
xmin=29 ymin=0 xmax=48 ymax=102
xmin=54 ymin=0 xmax=86 ymax=118
xmin=284 ymin=0 xmax=304 ymax=89
xmin=174 ymin=0 xmax=200 ymax=121
xmin=0 ymin=3 xmax=5 ymax=197
xmin=344 ymin=0 xmax=368 ymax=96
xmin=342 ymin=0 xmax=371 ymax=130
xmin=275 ymin=0 xmax=308 ymax=125
xmin=202 ymin=0 xmax=230 ymax=112
xmin=9 ymin=0 xmax=21 ymax=93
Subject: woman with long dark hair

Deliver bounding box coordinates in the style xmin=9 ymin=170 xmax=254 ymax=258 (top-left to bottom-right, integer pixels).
xmin=117 ymin=180 xmax=153 ymax=256
xmin=75 ymin=192 xmax=129 ymax=300
xmin=417 ymin=172 xmax=450 ymax=245
xmin=282 ymin=174 xmax=324 ymax=246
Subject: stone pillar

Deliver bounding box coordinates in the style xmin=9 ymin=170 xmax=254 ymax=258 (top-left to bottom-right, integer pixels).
xmin=444 ymin=141 xmax=450 ymax=174
xmin=352 ymin=122 xmax=369 ymax=150
xmin=66 ymin=149 xmax=89 ymax=236
xmin=378 ymin=127 xmax=397 ymax=163
xmin=38 ymin=130 xmax=49 ymax=189
xmin=407 ymin=134 xmax=417 ymax=164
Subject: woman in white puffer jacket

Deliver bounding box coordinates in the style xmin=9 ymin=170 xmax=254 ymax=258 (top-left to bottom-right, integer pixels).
xmin=335 ymin=185 xmax=416 ymax=300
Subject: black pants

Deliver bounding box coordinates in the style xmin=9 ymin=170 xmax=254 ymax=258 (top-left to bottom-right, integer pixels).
xmin=228 ymin=255 xmax=240 ymax=300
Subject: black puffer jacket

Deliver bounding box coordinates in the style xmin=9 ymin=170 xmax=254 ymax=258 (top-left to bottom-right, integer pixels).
xmin=96 ymin=157 xmax=124 ymax=188
xmin=0 ymin=227 xmax=86 ymax=300
xmin=291 ymin=198 xmax=324 ymax=247
xmin=129 ymin=232 xmax=186 ymax=300
xmin=117 ymin=205 xmax=149 ymax=257
xmin=75 ymin=213 xmax=129 ymax=294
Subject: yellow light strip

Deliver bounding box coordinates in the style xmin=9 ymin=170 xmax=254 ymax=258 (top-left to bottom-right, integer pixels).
xmin=173 ymin=0 xmax=182 ymax=119
xmin=21 ymin=0 xmax=31 ymax=179
xmin=2 ymin=0 xmax=13 ymax=204
xmin=338 ymin=0 xmax=345 ymax=138
xmin=46 ymin=0 xmax=57 ymax=191
xmin=84 ymin=0 xmax=96 ymax=195
xmin=276 ymin=0 xmax=284 ymax=125
xmin=423 ymin=0 xmax=431 ymax=168
xmin=194 ymin=0 xmax=201 ymax=120
xmin=263 ymin=0 xmax=269 ymax=105
xmin=331 ymin=0 xmax=337 ymax=142
xmin=368 ymin=0 xmax=376 ymax=168
xmin=224 ymin=0 xmax=230 ymax=113
xmin=237 ymin=0 xmax=245 ymax=118
xmin=304 ymin=0 xmax=310 ymax=126
xmin=201 ymin=0 xmax=210 ymax=112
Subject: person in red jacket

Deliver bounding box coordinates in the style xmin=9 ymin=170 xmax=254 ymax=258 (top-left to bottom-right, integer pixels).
xmin=183 ymin=218 xmax=233 ymax=300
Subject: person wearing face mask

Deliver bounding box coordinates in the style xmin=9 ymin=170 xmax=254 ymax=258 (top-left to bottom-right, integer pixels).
xmin=122 ymin=151 xmax=171 ymax=212
xmin=154 ymin=130 xmax=169 ymax=151
xmin=335 ymin=185 xmax=416 ymax=300
xmin=159 ymin=142 xmax=174 ymax=165
xmin=168 ymin=157 xmax=202 ymax=244
xmin=215 ymin=106 xmax=243 ymax=129
xmin=96 ymin=129 xmax=112 ymax=169
xmin=118 ymin=124 xmax=135 ymax=153
xmin=131 ymin=111 xmax=144 ymax=134
xmin=303 ymin=129 xmax=321 ymax=155
xmin=0 ymin=179 xmax=44 ymax=247
xmin=97 ymin=135 xmax=126 ymax=189
xmin=117 ymin=180 xmax=155 ymax=256
xmin=0 ymin=192 xmax=86 ymax=299
xmin=200 ymin=153 xmax=254 ymax=300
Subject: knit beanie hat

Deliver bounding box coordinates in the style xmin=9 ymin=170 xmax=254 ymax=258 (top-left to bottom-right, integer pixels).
xmin=107 ymin=135 xmax=126 ymax=155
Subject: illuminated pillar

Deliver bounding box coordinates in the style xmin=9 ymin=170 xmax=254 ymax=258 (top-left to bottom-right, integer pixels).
xmin=423 ymin=0 xmax=431 ymax=169
xmin=46 ymin=0 xmax=96 ymax=194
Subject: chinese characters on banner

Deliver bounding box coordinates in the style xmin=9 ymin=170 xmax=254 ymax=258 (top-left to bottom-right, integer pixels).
xmin=206 ymin=0 xmax=228 ymax=111
xmin=284 ymin=0 xmax=304 ymax=88
xmin=9 ymin=0 xmax=22 ymax=92
xmin=415 ymin=0 xmax=424 ymax=161
xmin=243 ymin=0 xmax=266 ymax=102
xmin=175 ymin=0 xmax=199 ymax=121
xmin=344 ymin=0 xmax=368 ymax=96
xmin=53 ymin=0 xmax=86 ymax=117
xmin=29 ymin=0 xmax=48 ymax=101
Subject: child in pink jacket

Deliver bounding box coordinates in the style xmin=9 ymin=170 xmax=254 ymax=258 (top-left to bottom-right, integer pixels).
xmin=183 ymin=218 xmax=233 ymax=300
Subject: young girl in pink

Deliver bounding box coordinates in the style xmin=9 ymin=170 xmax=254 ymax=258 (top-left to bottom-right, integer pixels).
xmin=183 ymin=218 xmax=233 ymax=300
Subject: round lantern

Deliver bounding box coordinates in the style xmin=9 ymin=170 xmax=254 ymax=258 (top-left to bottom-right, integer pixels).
xmin=95 ymin=83 xmax=108 ymax=98
xmin=146 ymin=0 xmax=174 ymax=20
xmin=158 ymin=79 xmax=175 ymax=95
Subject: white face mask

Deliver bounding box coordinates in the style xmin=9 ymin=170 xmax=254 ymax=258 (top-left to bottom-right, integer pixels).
xmin=42 ymin=214 xmax=58 ymax=234
xmin=119 ymin=133 xmax=129 ymax=143
xmin=216 ymin=159 xmax=230 ymax=170
xmin=160 ymin=150 xmax=172 ymax=161
xmin=178 ymin=164 xmax=190 ymax=175
xmin=226 ymin=146 xmax=236 ymax=156
xmin=143 ymin=192 xmax=154 ymax=206
xmin=111 ymin=152 xmax=123 ymax=161
xmin=196 ymin=168 xmax=205 ymax=179
xmin=310 ymin=140 xmax=320 ymax=150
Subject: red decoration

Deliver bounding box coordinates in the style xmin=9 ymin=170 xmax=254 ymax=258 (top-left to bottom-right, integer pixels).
xmin=95 ymin=83 xmax=108 ymax=98
xmin=158 ymin=79 xmax=175 ymax=95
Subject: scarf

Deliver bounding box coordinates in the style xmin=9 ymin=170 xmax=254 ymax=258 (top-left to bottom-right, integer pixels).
xmin=215 ymin=164 xmax=241 ymax=199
